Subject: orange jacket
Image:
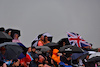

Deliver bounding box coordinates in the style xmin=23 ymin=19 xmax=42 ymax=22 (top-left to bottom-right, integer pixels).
xmin=52 ymin=49 xmax=61 ymax=64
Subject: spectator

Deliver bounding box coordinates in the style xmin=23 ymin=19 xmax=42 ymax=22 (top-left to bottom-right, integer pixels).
xmin=30 ymin=46 xmax=38 ymax=59
xmin=9 ymin=59 xmax=20 ymax=67
xmin=12 ymin=33 xmax=21 ymax=43
xmin=52 ymin=49 xmax=72 ymax=67
xmin=0 ymin=47 xmax=7 ymax=62
xmin=0 ymin=62 xmax=7 ymax=67
xmin=44 ymin=36 xmax=50 ymax=45
xmin=0 ymin=47 xmax=12 ymax=66
xmin=20 ymin=47 xmax=32 ymax=67
xmin=60 ymin=53 xmax=72 ymax=65
xmin=37 ymin=34 xmax=44 ymax=46
xmin=29 ymin=54 xmax=39 ymax=67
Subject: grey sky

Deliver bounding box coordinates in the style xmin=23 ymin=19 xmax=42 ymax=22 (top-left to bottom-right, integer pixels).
xmin=0 ymin=0 xmax=100 ymax=48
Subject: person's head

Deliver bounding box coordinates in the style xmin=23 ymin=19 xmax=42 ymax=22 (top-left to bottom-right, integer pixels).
xmin=34 ymin=54 xmax=39 ymax=62
xmin=14 ymin=33 xmax=19 ymax=39
xmin=40 ymin=36 xmax=44 ymax=41
xmin=44 ymin=36 xmax=48 ymax=42
xmin=52 ymin=49 xmax=59 ymax=55
xmin=0 ymin=47 xmax=6 ymax=55
xmin=0 ymin=27 xmax=5 ymax=32
xmin=34 ymin=58 xmax=38 ymax=62
xmin=31 ymin=46 xmax=36 ymax=52
xmin=8 ymin=31 xmax=11 ymax=36
xmin=63 ymin=42 xmax=66 ymax=46
xmin=27 ymin=47 xmax=31 ymax=53
xmin=12 ymin=59 xmax=20 ymax=66
xmin=38 ymin=55 xmax=45 ymax=63
xmin=38 ymin=34 xmax=44 ymax=41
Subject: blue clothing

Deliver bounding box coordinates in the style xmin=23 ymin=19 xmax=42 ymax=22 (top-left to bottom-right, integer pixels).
xmin=59 ymin=61 xmax=72 ymax=67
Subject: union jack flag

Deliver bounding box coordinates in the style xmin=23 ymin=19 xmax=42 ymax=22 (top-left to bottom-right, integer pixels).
xmin=67 ymin=32 xmax=91 ymax=47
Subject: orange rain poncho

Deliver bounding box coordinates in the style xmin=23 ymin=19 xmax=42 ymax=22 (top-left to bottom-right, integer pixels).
xmin=51 ymin=49 xmax=61 ymax=64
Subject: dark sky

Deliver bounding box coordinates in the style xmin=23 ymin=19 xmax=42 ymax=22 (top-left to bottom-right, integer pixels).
xmin=0 ymin=0 xmax=100 ymax=48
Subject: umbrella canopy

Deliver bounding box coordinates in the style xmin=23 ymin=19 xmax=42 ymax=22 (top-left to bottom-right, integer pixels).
xmin=44 ymin=42 xmax=59 ymax=50
xmin=6 ymin=28 xmax=21 ymax=39
xmin=57 ymin=38 xmax=70 ymax=47
xmin=0 ymin=32 xmax=12 ymax=39
xmin=88 ymin=51 xmax=96 ymax=55
xmin=89 ymin=52 xmax=100 ymax=59
xmin=43 ymin=32 xmax=53 ymax=42
xmin=72 ymin=51 xmax=88 ymax=60
xmin=44 ymin=42 xmax=59 ymax=47
xmin=0 ymin=42 xmax=23 ymax=60
xmin=35 ymin=46 xmax=51 ymax=52
xmin=0 ymin=32 xmax=12 ymax=43
xmin=87 ymin=56 xmax=100 ymax=63
xmin=31 ymin=40 xmax=38 ymax=47
xmin=59 ymin=45 xmax=84 ymax=53
xmin=31 ymin=32 xmax=53 ymax=47
xmin=17 ymin=43 xmax=27 ymax=59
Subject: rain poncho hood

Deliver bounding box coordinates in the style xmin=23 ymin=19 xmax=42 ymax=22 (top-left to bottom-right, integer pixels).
xmin=52 ymin=49 xmax=60 ymax=64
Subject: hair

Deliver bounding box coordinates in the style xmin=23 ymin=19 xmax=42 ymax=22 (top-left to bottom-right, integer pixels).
xmin=44 ymin=35 xmax=48 ymax=42
xmin=12 ymin=59 xmax=18 ymax=63
xmin=31 ymin=46 xmax=36 ymax=49
xmin=38 ymin=34 xmax=43 ymax=39
xmin=0 ymin=27 xmax=5 ymax=32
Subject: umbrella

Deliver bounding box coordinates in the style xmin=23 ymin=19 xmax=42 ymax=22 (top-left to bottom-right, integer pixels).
xmin=87 ymin=56 xmax=100 ymax=62
xmin=59 ymin=45 xmax=84 ymax=53
xmin=0 ymin=32 xmax=12 ymax=43
xmin=89 ymin=52 xmax=100 ymax=59
xmin=72 ymin=51 xmax=88 ymax=60
xmin=0 ymin=42 xmax=23 ymax=60
xmin=17 ymin=43 xmax=27 ymax=59
xmin=31 ymin=40 xmax=38 ymax=47
xmin=44 ymin=42 xmax=59 ymax=47
xmin=88 ymin=51 xmax=96 ymax=55
xmin=43 ymin=32 xmax=53 ymax=42
xmin=35 ymin=46 xmax=51 ymax=52
xmin=44 ymin=42 xmax=59 ymax=50
xmin=57 ymin=38 xmax=70 ymax=47
xmin=5 ymin=28 xmax=21 ymax=39
xmin=31 ymin=32 xmax=53 ymax=47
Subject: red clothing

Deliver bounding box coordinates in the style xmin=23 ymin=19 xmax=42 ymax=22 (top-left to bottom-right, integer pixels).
xmin=37 ymin=40 xmax=44 ymax=46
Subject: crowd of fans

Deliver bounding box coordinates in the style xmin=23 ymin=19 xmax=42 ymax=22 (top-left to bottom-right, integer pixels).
xmin=0 ymin=27 xmax=100 ymax=67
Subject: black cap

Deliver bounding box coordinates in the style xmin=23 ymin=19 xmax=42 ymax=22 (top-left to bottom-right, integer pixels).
xmin=33 ymin=54 xmax=39 ymax=59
